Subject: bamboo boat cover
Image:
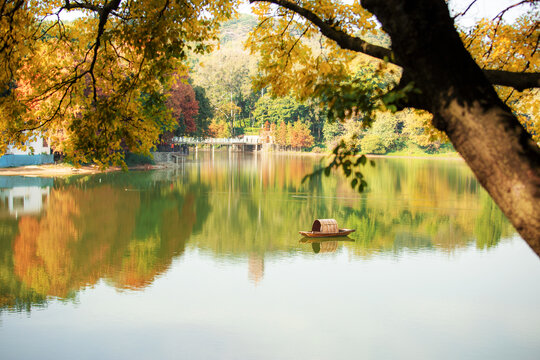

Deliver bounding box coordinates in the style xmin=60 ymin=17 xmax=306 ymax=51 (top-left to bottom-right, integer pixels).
xmin=312 ymin=219 xmax=338 ymax=233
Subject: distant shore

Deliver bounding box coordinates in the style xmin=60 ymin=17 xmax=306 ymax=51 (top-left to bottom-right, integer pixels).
xmin=366 ymin=153 xmax=463 ymax=161
xmin=268 ymin=149 xmax=463 ymax=161
xmin=0 ymin=151 xmax=463 ymax=177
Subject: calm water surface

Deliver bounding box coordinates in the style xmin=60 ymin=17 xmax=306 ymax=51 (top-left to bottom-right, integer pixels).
xmin=1 ymin=153 xmax=539 ymax=359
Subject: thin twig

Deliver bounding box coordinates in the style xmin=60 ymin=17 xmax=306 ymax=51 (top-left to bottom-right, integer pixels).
xmin=453 ymin=0 xmax=479 ymax=19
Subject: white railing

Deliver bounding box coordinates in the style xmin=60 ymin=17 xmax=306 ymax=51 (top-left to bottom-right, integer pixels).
xmin=173 ymin=136 xmax=261 ymax=145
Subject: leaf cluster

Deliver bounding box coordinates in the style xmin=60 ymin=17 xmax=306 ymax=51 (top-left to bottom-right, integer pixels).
xmin=0 ymin=0 xmax=237 ymax=168
xmin=303 ymin=139 xmax=374 ymax=192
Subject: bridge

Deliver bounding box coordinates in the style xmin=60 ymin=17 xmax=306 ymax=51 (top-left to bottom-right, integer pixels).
xmin=172 ymin=135 xmax=264 ymax=151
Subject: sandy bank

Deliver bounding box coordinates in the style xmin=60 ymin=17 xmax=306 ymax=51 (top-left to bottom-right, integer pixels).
xmin=0 ymin=163 xmax=170 ymax=177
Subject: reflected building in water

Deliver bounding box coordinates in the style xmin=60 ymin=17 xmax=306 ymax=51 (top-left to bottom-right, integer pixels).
xmin=0 ymin=177 xmax=51 ymax=218
xmin=248 ymin=253 xmax=265 ymax=284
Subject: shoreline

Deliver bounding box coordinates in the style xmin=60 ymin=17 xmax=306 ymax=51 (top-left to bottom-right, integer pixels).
xmin=0 ymin=163 xmax=171 ymax=177
xmin=0 ymin=152 xmax=463 ymax=177
xmin=260 ymin=150 xmax=463 ymax=161
xmin=365 ymin=153 xmax=463 ymax=161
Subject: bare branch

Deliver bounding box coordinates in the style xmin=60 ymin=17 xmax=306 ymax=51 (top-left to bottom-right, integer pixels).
xmin=493 ymin=0 xmax=536 ymax=23
xmin=281 ymin=24 xmax=310 ymax=70
xmin=63 ymin=0 xmax=102 ymax=13
xmin=453 ymin=0 xmax=478 ymax=19
xmin=485 ymin=1 xmax=537 ymax=57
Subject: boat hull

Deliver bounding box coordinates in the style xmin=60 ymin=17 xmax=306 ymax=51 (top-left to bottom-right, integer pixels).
xmin=299 ymin=229 xmax=355 ymax=238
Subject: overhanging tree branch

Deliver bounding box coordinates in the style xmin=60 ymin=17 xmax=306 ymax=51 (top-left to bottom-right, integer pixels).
xmin=484 ymin=69 xmax=540 ymax=91
xmin=249 ymin=0 xmax=540 ymax=90
xmin=62 ymin=0 xmax=122 ymax=102
xmin=63 ymin=0 xmax=102 ymax=13
xmin=250 ymin=0 xmax=391 ymax=59
xmin=453 ymin=0 xmax=479 ymax=19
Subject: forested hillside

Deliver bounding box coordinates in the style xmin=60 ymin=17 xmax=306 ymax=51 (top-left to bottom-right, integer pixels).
xmin=178 ymin=13 xmax=457 ymax=155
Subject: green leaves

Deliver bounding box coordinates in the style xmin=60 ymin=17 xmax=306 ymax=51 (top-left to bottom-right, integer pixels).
xmin=313 ymin=69 xmax=382 ymax=126
xmin=302 ymin=140 xmax=374 ymax=192
xmin=381 ymin=81 xmax=421 ymax=113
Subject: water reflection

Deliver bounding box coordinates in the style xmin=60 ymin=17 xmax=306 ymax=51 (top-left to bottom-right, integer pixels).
xmin=0 ymin=177 xmax=52 ymax=218
xmin=0 ymin=171 xmax=210 ymax=312
xmin=248 ymin=253 xmax=264 ymax=284
xmin=0 ymin=153 xmax=515 ymax=312
xmin=300 ymin=238 xmax=355 ymax=254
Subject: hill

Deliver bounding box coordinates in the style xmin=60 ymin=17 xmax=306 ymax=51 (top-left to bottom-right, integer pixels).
xmin=220 ymin=13 xmax=258 ymax=43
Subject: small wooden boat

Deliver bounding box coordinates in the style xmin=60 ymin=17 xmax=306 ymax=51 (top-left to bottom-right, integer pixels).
xmin=299 ymin=229 xmax=355 ymax=237
xmin=299 ymin=219 xmax=355 ymax=238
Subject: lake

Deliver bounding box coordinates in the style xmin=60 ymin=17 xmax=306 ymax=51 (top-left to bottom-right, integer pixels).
xmin=1 ymin=152 xmax=539 ymax=359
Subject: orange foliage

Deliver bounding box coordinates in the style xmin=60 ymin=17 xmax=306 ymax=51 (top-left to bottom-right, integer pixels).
xmin=289 ymin=121 xmax=314 ymax=149
xmin=10 ymin=186 xmax=151 ymax=296
xmin=11 ymin=183 xmax=199 ymax=297
xmin=167 ymin=76 xmax=199 ymax=135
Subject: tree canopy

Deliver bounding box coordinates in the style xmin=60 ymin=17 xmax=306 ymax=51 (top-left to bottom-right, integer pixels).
xmin=0 ymin=0 xmax=235 ymax=165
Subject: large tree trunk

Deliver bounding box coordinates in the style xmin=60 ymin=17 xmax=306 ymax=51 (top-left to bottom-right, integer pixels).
xmin=362 ymin=0 xmax=540 ymax=254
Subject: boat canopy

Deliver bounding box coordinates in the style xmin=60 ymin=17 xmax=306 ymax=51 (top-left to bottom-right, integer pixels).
xmin=312 ymin=219 xmax=338 ymax=233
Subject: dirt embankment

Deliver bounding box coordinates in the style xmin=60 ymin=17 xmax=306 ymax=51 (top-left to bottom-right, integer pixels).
xmin=0 ymin=164 xmax=170 ymax=177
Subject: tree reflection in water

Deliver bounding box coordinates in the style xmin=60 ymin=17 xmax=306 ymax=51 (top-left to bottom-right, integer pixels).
xmin=0 ymin=154 xmax=515 ymax=312
xmin=0 ymin=170 xmax=210 ymax=312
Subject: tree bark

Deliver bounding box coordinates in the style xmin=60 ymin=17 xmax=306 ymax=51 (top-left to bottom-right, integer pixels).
xmin=360 ymin=0 xmax=540 ymax=254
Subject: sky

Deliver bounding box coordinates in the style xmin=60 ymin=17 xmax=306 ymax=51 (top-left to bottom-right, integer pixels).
xmin=239 ymin=0 xmax=534 ymax=26
xmin=58 ymin=0 xmax=534 ymax=26
xmin=447 ymin=0 xmax=536 ymax=26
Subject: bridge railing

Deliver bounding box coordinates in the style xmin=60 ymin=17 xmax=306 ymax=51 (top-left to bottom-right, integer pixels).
xmin=173 ymin=136 xmax=261 ymax=145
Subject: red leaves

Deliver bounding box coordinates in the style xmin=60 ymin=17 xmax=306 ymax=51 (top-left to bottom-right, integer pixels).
xmin=167 ymin=77 xmax=199 ymax=135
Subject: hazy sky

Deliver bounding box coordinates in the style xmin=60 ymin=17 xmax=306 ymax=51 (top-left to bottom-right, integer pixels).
xmin=59 ymin=1 xmax=533 ymax=26
xmin=447 ymin=0 xmax=535 ymax=26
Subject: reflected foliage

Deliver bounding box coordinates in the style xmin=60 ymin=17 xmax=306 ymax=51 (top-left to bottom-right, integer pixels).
xmin=188 ymin=153 xmax=513 ymax=260
xmin=0 ymin=171 xmax=210 ymax=312
xmin=0 ymin=154 xmax=515 ymax=312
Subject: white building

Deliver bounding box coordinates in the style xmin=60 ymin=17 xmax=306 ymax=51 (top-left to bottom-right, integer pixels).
xmin=0 ymin=134 xmax=53 ymax=167
xmin=5 ymin=135 xmax=50 ymax=155
xmin=0 ymin=186 xmax=50 ymax=218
